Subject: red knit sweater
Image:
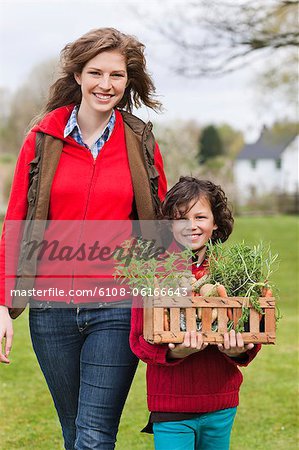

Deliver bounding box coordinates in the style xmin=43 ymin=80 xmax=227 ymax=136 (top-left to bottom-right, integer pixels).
xmin=129 ymin=261 xmax=261 ymax=413
xmin=0 ymin=106 xmax=167 ymax=306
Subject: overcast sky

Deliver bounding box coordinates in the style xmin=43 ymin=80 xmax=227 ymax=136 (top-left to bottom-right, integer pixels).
xmin=0 ymin=0 xmax=288 ymax=141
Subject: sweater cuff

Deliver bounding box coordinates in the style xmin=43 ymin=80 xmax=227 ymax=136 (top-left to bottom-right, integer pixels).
xmin=226 ymin=353 xmax=250 ymax=366
xmin=155 ymin=345 xmax=185 ymax=366
xmin=222 ymin=344 xmax=261 ymax=367
xmin=140 ymin=336 xmax=184 ymax=366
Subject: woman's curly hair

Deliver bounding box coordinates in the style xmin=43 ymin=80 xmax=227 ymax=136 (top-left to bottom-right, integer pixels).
xmin=160 ymin=176 xmax=234 ymax=243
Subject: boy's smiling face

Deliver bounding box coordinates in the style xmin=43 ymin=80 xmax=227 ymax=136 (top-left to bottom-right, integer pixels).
xmin=172 ymin=196 xmax=218 ymax=252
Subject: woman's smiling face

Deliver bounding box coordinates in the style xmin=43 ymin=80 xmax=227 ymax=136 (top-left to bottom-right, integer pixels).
xmin=172 ymin=196 xmax=218 ymax=252
xmin=74 ymin=50 xmax=128 ymax=117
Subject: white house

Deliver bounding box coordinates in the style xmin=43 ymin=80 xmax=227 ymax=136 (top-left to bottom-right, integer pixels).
xmin=234 ymin=127 xmax=299 ymax=204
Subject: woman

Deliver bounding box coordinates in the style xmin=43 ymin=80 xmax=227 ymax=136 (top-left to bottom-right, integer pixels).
xmin=0 ymin=28 xmax=167 ymax=450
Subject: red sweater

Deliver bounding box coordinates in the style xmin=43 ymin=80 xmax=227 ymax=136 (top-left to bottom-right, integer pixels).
xmin=129 ymin=262 xmax=261 ymax=413
xmin=0 ymin=106 xmax=167 ymax=306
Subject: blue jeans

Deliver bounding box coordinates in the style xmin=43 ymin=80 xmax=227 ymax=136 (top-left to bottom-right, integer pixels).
xmin=29 ymin=302 xmax=138 ymax=450
xmin=153 ymin=407 xmax=237 ymax=450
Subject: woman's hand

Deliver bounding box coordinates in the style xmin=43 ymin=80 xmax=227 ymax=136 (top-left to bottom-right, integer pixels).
xmin=167 ymin=331 xmax=208 ymax=359
xmin=217 ymin=329 xmax=254 ymax=357
xmin=0 ymin=306 xmax=13 ymax=364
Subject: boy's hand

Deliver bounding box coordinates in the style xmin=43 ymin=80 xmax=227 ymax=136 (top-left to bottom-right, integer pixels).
xmin=217 ymin=330 xmax=254 ymax=357
xmin=167 ymin=331 xmax=208 ymax=359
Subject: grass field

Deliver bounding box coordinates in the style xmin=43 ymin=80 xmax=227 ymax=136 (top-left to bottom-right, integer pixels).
xmin=0 ymin=216 xmax=298 ymax=450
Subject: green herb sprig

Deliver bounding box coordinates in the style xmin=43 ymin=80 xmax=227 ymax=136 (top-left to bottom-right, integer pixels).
xmin=206 ymin=240 xmax=279 ymax=331
xmin=114 ymin=238 xmax=193 ymax=291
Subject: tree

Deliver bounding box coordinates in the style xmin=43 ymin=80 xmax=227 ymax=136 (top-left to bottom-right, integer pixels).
xmin=150 ymin=0 xmax=298 ymax=77
xmin=141 ymin=0 xmax=298 ymax=119
xmin=268 ymin=120 xmax=299 ymax=138
xmin=153 ymin=120 xmax=200 ymax=187
xmin=2 ymin=58 xmax=58 ymax=154
xmin=217 ymin=124 xmax=244 ymax=159
xmin=255 ymin=49 xmax=298 ymax=114
xmin=198 ymin=125 xmax=224 ymax=163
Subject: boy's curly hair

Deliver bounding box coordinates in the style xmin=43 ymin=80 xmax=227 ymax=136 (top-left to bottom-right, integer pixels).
xmin=160 ymin=176 xmax=234 ymax=243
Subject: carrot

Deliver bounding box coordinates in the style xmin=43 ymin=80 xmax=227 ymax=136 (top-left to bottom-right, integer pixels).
xmin=164 ymin=308 xmax=170 ymax=331
xmin=217 ymin=284 xmax=233 ymax=321
xmin=262 ymin=287 xmax=273 ymax=297
xmin=217 ymin=284 xmax=228 ymax=297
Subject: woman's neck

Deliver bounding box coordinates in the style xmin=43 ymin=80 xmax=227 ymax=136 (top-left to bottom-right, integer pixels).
xmin=76 ymin=104 xmax=113 ymax=141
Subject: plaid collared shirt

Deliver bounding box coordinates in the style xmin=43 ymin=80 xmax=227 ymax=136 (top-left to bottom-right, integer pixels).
xmin=64 ymin=105 xmax=116 ymax=159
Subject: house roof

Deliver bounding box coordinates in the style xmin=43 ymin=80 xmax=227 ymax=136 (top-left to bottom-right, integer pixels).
xmin=237 ymin=126 xmax=298 ymax=160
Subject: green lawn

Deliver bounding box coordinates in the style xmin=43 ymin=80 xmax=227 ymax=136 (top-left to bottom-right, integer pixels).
xmin=0 ymin=216 xmax=298 ymax=450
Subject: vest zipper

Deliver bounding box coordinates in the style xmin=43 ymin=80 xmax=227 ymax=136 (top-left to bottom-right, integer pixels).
xmin=70 ymin=157 xmax=96 ymax=303
xmin=83 ymin=157 xmax=97 ymax=219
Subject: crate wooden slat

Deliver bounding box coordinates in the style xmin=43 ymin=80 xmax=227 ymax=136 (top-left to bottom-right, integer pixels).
xmin=201 ymin=308 xmax=212 ymax=332
xmin=153 ymin=296 xmax=275 ymax=308
xmin=154 ymin=305 xmax=164 ymax=332
xmin=265 ymin=308 xmax=276 ymax=332
xmin=249 ymin=309 xmax=260 ymax=333
xmin=151 ymin=331 xmax=276 ymax=344
xmin=170 ymin=308 xmax=180 ymax=332
xmin=217 ymin=308 xmax=228 ymax=333
xmin=186 ymin=308 xmax=196 ymax=330
xmin=143 ymin=295 xmax=154 ymax=343
xmin=143 ymin=295 xmax=276 ymax=345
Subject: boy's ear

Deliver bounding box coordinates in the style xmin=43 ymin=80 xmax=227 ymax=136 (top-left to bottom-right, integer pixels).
xmin=213 ymin=223 xmax=218 ymax=230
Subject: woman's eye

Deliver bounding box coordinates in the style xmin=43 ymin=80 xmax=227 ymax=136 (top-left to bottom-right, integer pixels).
xmin=88 ymin=72 xmax=124 ymax=77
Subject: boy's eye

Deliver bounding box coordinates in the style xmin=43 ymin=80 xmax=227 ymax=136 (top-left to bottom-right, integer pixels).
xmin=112 ymin=73 xmax=125 ymax=77
xmin=89 ymin=71 xmax=100 ymax=75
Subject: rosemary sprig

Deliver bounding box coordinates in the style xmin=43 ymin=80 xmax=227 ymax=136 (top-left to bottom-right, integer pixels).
xmin=206 ymin=240 xmax=279 ymax=332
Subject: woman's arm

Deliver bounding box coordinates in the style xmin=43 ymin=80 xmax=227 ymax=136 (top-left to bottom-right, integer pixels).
xmin=154 ymin=142 xmax=167 ymax=201
xmin=0 ymin=132 xmax=36 ymax=363
xmin=0 ymin=131 xmax=36 ymax=307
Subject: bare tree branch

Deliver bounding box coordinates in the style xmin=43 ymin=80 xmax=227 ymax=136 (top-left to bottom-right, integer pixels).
xmin=148 ymin=0 xmax=299 ymax=77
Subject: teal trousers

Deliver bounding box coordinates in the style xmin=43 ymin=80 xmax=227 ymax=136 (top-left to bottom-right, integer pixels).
xmin=153 ymin=407 xmax=237 ymax=450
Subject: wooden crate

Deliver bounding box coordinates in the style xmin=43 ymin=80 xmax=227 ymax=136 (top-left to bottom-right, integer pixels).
xmin=143 ymin=294 xmax=276 ymax=345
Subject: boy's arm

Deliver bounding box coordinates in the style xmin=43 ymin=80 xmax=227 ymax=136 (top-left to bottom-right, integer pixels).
xmin=130 ymin=303 xmax=185 ymax=366
xmin=224 ymin=344 xmax=261 ymax=367
xmin=218 ymin=330 xmax=261 ymax=367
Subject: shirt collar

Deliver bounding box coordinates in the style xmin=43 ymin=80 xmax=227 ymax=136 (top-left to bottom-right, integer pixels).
xmin=64 ymin=105 xmax=116 ymax=142
xmin=64 ymin=105 xmax=80 ymax=138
